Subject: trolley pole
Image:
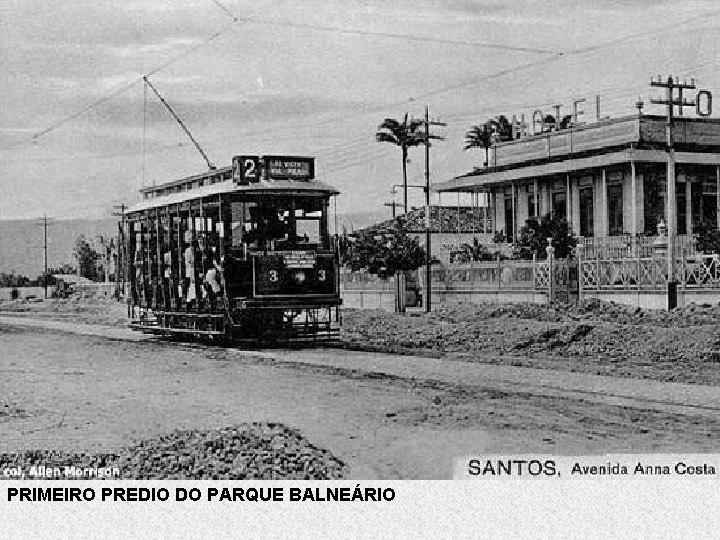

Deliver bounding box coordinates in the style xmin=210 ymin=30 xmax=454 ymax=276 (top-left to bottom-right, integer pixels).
xmin=420 ymin=105 xmax=446 ymax=313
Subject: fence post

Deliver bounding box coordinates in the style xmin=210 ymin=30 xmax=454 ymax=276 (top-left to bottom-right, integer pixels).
xmin=532 ymin=253 xmax=537 ymax=289
xmin=681 ymin=251 xmax=686 ymax=293
xmin=596 ymin=255 xmax=601 ymax=292
xmin=546 ymin=238 xmax=555 ymax=304
xmin=577 ymin=247 xmax=583 ymax=303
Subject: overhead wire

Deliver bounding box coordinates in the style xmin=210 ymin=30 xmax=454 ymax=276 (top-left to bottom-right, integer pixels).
xmin=207 ymin=0 xmax=558 ymax=55
xmin=2 ymin=2 xmax=718 ymax=191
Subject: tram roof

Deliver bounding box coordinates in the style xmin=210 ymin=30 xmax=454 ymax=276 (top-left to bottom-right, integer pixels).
xmin=126 ymin=177 xmax=339 ymax=215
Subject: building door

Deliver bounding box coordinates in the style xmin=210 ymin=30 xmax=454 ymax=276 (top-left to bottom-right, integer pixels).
xmin=504 ymin=196 xmax=514 ymax=242
xmin=579 ymin=187 xmax=594 ymax=237
xmin=552 ymin=192 xmax=567 ymax=221
xmin=607 ymin=184 xmax=623 ymax=235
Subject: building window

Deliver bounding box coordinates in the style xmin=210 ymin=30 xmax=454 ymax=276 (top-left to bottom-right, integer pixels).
xmin=552 ymin=192 xmax=566 ymax=221
xmin=677 ymin=183 xmax=687 ymax=235
xmin=643 ymin=166 xmax=665 ymax=235
xmin=701 ymin=178 xmax=718 ymax=229
xmin=608 ymin=184 xmax=623 ymax=235
xmin=579 ymin=187 xmax=594 ymax=237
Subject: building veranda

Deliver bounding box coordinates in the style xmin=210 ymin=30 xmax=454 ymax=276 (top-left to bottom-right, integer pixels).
xmin=427 ymin=83 xmax=720 ymax=309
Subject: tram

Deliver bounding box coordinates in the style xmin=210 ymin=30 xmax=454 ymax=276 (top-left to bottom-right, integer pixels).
xmin=121 ymin=154 xmax=341 ymax=344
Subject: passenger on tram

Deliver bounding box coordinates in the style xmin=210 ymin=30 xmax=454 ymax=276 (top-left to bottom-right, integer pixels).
xmin=183 ymin=239 xmax=198 ymax=310
xmin=202 ymin=247 xmax=223 ymax=311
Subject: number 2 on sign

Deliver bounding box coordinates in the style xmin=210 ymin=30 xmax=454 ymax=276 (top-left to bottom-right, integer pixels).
xmin=243 ymin=158 xmax=256 ymax=179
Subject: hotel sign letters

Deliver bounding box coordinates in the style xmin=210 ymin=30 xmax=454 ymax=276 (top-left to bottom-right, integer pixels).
xmin=503 ymin=95 xmax=602 ymax=139
xmin=502 ymin=81 xmax=713 ymax=141
xmin=696 ymin=90 xmax=713 ymax=116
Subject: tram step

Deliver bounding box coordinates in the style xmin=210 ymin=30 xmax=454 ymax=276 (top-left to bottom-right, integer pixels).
xmin=133 ymin=325 xmax=225 ymax=336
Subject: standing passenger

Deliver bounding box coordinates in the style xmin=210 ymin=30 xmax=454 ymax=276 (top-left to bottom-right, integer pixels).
xmin=184 ymin=240 xmax=197 ymax=310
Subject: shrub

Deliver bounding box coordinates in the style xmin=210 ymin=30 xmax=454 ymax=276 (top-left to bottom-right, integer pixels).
xmin=514 ymin=213 xmax=577 ymax=259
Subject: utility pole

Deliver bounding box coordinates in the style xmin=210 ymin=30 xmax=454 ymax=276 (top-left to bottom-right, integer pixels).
xmin=419 ymin=105 xmax=446 ymax=313
xmin=383 ymin=201 xmax=398 ymax=218
xmin=389 ymin=184 xmax=423 ymax=218
xmin=34 ymin=214 xmax=55 ymax=299
xmin=650 ymin=76 xmax=696 ymax=308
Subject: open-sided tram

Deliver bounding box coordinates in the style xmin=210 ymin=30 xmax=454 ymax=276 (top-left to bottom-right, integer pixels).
xmin=121 ymin=154 xmax=341 ymax=344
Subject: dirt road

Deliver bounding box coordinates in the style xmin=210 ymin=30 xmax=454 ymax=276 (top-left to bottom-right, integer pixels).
xmin=0 ymin=322 xmax=718 ymax=479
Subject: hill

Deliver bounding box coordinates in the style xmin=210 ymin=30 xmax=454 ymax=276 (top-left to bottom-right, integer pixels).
xmin=0 ymin=218 xmax=118 ymax=278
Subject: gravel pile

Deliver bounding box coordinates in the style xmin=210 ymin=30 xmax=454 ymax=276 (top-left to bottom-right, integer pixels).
xmin=0 ymin=423 xmax=346 ymax=480
xmin=342 ymin=301 xmax=720 ymax=385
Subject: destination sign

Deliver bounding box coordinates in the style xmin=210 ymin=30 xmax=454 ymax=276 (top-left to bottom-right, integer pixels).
xmin=264 ymin=156 xmax=315 ymax=181
xmin=281 ymin=251 xmax=316 ymax=268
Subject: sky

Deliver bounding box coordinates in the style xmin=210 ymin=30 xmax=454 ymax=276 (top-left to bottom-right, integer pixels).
xmin=1 ymin=0 xmax=719 ymax=220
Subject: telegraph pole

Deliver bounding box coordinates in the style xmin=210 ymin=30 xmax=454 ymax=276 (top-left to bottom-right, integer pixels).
xmin=420 ymin=105 xmax=446 ymax=313
xmin=650 ymin=76 xmax=696 ymax=308
xmin=34 ymin=214 xmax=55 ymax=298
xmin=383 ymin=201 xmax=398 ymax=218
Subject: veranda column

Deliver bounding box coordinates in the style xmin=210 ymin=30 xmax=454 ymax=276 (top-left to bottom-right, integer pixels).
xmin=685 ymin=178 xmax=692 ymax=236
xmin=599 ymin=168 xmax=609 ymax=236
xmin=630 ymin=159 xmax=638 ymax=235
xmin=717 ymin=166 xmax=720 ymax=229
xmin=488 ymin=189 xmax=493 ymax=234
xmin=511 ymin=182 xmax=517 ymax=242
xmin=566 ymin=174 xmax=572 ymax=224
xmin=533 ymin=179 xmax=539 ymax=218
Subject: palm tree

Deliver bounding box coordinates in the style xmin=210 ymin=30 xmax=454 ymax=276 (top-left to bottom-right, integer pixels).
xmin=376 ymin=114 xmax=424 ymax=214
xmin=487 ymin=115 xmax=513 ymax=142
xmin=464 ymin=123 xmax=493 ymax=167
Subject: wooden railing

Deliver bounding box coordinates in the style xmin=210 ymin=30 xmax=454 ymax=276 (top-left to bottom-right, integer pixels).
xmin=577 ymin=234 xmax=698 ymax=259
xmin=579 ymin=254 xmax=720 ymax=291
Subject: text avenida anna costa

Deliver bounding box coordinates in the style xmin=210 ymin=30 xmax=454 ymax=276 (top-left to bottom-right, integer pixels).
xmin=467 ymin=458 xmax=716 ymax=476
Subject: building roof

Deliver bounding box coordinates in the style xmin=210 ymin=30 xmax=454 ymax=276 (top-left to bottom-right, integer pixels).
xmin=435 ymin=114 xmax=720 ymax=193
xmin=351 ymin=206 xmax=488 ymax=235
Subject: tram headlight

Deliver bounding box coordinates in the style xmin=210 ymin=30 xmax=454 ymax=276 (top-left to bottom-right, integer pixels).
xmin=292 ymin=270 xmax=306 ymax=284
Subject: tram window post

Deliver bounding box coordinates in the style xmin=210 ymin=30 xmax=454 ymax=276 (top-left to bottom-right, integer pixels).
xmin=164 ymin=206 xmax=174 ymax=310
xmin=189 ymin=203 xmax=201 ymax=314
xmin=154 ymin=208 xmax=164 ymax=311
xmin=140 ymin=218 xmax=149 ymax=310
xmin=175 ymin=205 xmax=184 ymax=310
xmin=128 ymin=220 xmax=137 ymax=317
xmin=320 ymin=198 xmax=329 ymax=250
xmin=198 ymin=198 xmax=208 ymax=311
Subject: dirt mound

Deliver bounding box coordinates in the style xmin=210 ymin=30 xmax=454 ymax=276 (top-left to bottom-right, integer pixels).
xmin=0 ymin=423 xmax=346 ymax=480
xmin=342 ymin=302 xmax=720 ymax=385
xmin=0 ymin=297 xmax=127 ymax=327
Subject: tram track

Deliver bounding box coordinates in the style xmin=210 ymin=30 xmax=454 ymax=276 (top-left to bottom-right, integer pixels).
xmin=2 ymin=314 xmax=719 ymax=422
